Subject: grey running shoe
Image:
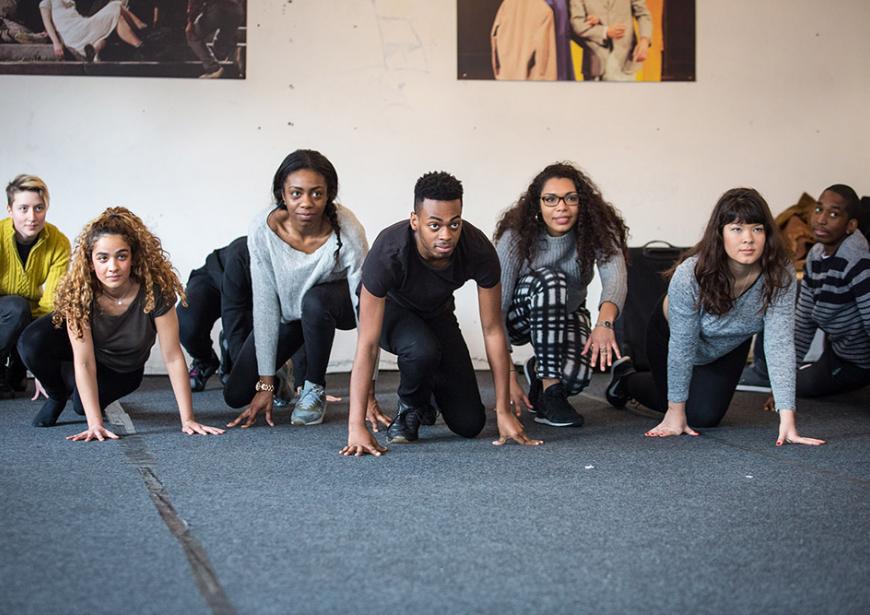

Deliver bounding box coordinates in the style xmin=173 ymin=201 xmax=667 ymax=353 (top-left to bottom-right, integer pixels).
xmin=290 ymin=381 xmax=327 ymax=425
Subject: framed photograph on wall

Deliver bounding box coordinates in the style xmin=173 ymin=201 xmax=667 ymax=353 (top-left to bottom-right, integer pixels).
xmin=0 ymin=0 xmax=246 ymax=79
xmin=458 ymin=0 xmax=695 ymax=82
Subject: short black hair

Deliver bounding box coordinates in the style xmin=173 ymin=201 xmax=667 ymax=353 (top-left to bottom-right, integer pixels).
xmin=824 ymin=184 xmax=860 ymax=220
xmin=413 ymin=171 xmax=463 ymax=212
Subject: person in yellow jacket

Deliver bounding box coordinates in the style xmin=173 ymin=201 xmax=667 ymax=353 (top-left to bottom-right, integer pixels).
xmin=1 ymin=175 xmax=70 ymax=397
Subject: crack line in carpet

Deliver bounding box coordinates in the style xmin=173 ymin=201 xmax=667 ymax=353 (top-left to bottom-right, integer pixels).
xmin=108 ymin=401 xmax=237 ymax=615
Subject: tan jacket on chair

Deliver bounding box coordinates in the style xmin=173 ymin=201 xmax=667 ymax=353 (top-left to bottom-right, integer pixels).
xmin=491 ymin=0 xmax=557 ymax=81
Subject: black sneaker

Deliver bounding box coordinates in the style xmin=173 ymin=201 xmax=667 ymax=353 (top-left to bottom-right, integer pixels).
xmin=534 ymin=383 xmax=584 ymax=427
xmin=606 ymin=356 xmax=636 ymax=408
xmin=523 ymin=356 xmax=541 ymax=414
xmin=386 ymin=400 xmax=437 ymax=443
xmin=189 ymin=352 xmax=220 ymax=392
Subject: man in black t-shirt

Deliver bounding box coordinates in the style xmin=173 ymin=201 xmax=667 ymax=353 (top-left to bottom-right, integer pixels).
xmin=340 ymin=171 xmax=542 ymax=456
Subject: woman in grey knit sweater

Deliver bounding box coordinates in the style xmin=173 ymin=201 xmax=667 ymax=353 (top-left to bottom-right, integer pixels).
xmin=607 ymin=188 xmax=825 ymax=446
xmin=223 ymin=149 xmax=380 ymax=430
xmin=494 ymin=162 xmax=628 ymax=428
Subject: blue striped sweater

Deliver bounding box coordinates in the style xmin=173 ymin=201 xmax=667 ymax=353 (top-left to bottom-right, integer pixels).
xmin=795 ymin=230 xmax=870 ymax=369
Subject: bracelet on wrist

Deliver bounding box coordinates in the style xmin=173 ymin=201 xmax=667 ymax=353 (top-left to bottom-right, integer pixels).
xmin=594 ymin=320 xmax=614 ymax=330
xmin=255 ymin=380 xmax=276 ymax=393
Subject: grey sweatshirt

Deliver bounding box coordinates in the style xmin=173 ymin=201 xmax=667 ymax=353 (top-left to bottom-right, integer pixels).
xmin=667 ymin=255 xmax=797 ymax=410
xmin=495 ymin=228 xmax=628 ymax=318
xmin=248 ymin=204 xmax=368 ymax=376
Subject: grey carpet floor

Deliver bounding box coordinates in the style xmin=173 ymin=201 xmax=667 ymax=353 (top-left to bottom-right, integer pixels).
xmin=1 ymin=372 xmax=868 ymax=615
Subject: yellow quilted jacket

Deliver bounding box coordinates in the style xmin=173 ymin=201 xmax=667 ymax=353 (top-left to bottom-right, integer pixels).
xmin=0 ymin=217 xmax=71 ymax=318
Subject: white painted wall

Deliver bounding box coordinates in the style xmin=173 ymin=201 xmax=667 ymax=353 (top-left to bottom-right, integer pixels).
xmin=2 ymin=0 xmax=868 ymax=374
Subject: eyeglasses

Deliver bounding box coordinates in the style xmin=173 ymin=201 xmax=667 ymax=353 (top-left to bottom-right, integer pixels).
xmin=540 ymin=193 xmax=580 ymax=207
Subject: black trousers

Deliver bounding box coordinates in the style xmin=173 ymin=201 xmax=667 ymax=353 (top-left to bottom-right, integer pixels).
xmin=380 ymin=301 xmax=485 ymax=438
xmin=177 ymin=267 xmax=221 ymax=362
xmin=0 ymin=295 xmax=33 ymax=386
xmin=752 ymin=331 xmax=869 ymax=398
xmin=18 ymin=314 xmax=144 ymax=415
xmin=223 ymin=281 xmax=354 ymax=408
xmin=796 ymin=343 xmax=870 ymax=398
xmin=623 ymin=297 xmax=751 ymax=428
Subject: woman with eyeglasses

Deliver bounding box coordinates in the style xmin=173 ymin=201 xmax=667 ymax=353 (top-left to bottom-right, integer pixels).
xmin=493 ymin=162 xmax=629 ymax=427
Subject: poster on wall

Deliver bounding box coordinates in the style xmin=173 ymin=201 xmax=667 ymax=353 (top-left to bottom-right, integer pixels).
xmin=458 ymin=0 xmax=695 ymax=82
xmin=0 ymin=0 xmax=246 ymax=79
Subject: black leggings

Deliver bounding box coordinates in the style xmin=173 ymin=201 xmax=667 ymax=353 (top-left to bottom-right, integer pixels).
xmin=623 ymin=298 xmax=752 ymax=428
xmin=223 ymin=280 xmax=355 ymax=408
xmin=380 ymin=301 xmax=485 ymax=438
xmin=0 ymin=295 xmax=31 ymax=359
xmin=17 ymin=314 xmax=144 ymax=419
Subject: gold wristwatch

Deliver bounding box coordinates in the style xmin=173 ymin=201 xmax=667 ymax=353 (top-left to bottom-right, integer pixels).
xmin=255 ymin=380 xmax=276 ymax=393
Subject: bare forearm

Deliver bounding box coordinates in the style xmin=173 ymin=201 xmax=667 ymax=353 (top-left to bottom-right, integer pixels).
xmin=73 ymin=361 xmax=103 ymax=428
xmin=165 ymin=353 xmax=195 ymax=424
xmin=484 ymin=329 xmax=512 ymax=415
xmin=597 ymin=301 xmax=619 ymax=324
xmin=40 ymin=8 xmax=61 ymax=46
xmin=349 ymin=344 xmax=377 ymax=428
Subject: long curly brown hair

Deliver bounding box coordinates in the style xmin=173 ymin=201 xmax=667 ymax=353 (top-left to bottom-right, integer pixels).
xmin=676 ymin=187 xmax=793 ymax=315
xmin=493 ymin=162 xmax=628 ymax=278
xmin=52 ymin=207 xmax=186 ymax=338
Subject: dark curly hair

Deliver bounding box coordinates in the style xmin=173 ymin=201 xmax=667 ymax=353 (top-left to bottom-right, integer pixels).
xmin=413 ymin=171 xmax=463 ymax=211
xmin=676 ymin=187 xmax=793 ymax=316
xmin=493 ymin=162 xmax=628 ymax=279
xmin=52 ymin=207 xmax=185 ymax=339
xmin=271 ymin=149 xmax=342 ymax=260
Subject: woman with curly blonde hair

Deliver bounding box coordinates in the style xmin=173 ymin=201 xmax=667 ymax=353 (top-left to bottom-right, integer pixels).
xmin=18 ymin=207 xmax=224 ymax=441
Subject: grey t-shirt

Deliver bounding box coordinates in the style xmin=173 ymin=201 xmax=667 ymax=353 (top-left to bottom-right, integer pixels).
xmin=91 ymin=285 xmax=171 ymax=372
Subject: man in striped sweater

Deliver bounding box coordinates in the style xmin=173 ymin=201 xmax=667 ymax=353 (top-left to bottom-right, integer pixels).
xmin=1 ymin=175 xmax=70 ymax=398
xmin=793 ymin=184 xmax=870 ymax=397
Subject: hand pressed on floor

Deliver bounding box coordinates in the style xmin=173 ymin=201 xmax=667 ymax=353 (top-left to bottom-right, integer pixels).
xmin=492 ymin=412 xmax=543 ymax=447
xmin=67 ymin=425 xmax=120 ymax=442
xmin=227 ymin=390 xmax=274 ymax=428
xmin=340 ymin=426 xmax=387 ymax=457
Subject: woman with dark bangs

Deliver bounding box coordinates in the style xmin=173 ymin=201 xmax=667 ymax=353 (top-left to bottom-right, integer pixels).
xmin=494 ymin=162 xmax=628 ymax=427
xmin=607 ymin=188 xmax=825 ymax=446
